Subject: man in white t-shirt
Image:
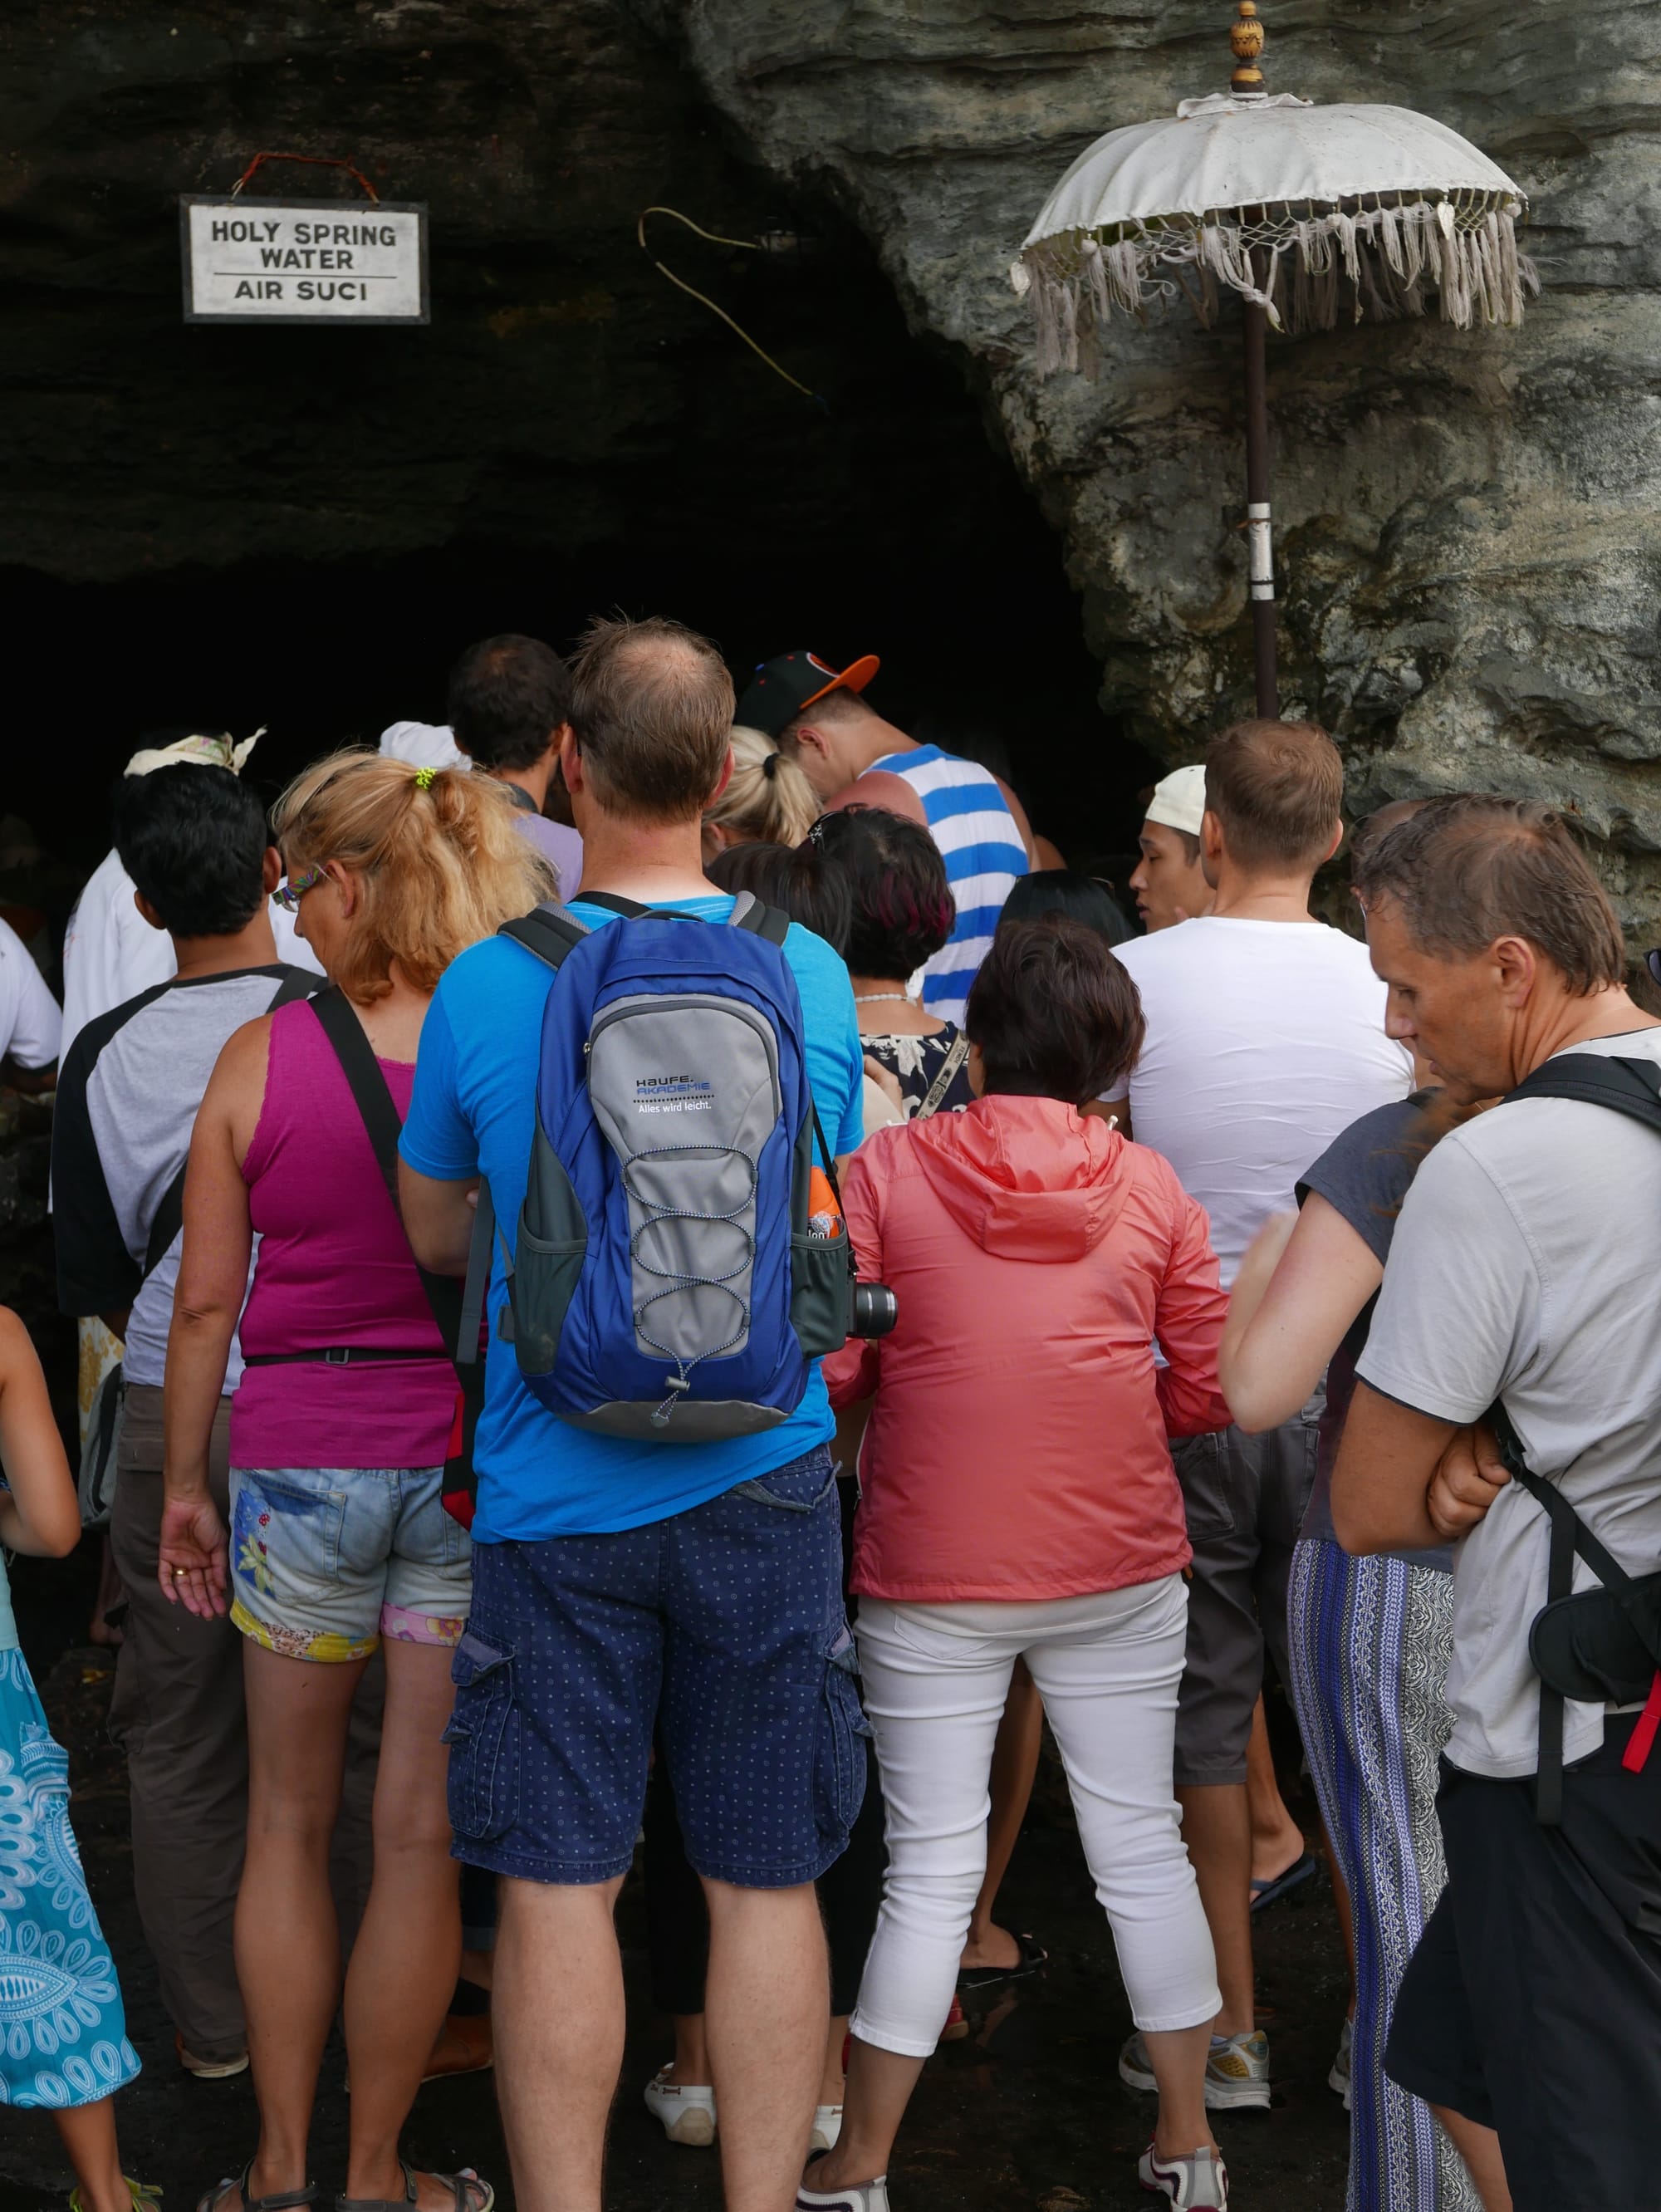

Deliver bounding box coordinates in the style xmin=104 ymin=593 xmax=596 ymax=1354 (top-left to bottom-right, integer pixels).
xmin=1334 ymin=796 xmax=1661 ymax=2212
xmin=61 ymin=730 xmax=320 ymax=1066
xmin=0 ymin=916 xmax=61 ymax=1086
xmin=1110 ymin=719 xmax=1413 ymax=2112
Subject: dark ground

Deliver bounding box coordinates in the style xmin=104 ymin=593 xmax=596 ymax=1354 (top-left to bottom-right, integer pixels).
xmin=0 ymin=1626 xmax=1351 ymax=2212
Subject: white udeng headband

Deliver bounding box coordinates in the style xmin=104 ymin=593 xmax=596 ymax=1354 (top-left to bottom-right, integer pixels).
xmin=123 ymin=728 xmax=265 ymax=778
xmin=1143 ymin=763 xmax=1207 ymax=837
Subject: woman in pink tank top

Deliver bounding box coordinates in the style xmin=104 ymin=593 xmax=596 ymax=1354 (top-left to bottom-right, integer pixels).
xmin=159 ymin=753 xmax=552 ymax=2212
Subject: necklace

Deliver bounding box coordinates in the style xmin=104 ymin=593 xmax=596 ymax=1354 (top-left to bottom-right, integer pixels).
xmin=853 ymin=992 xmax=912 ymax=1004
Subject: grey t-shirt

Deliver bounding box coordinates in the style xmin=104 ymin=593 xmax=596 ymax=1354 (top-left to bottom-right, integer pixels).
xmin=1358 ymin=1025 xmax=1661 ymax=1780
xmin=53 ymin=967 xmax=312 ymax=1390
xmin=1296 ymin=1091 xmax=1454 ymax=1572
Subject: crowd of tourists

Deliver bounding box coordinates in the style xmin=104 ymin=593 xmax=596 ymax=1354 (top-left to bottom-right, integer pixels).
xmin=0 ymin=619 xmax=1655 ymax=2212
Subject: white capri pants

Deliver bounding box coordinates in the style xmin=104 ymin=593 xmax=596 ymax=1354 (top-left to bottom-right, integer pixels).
xmin=851 ymin=1576 xmax=1220 ymax=2058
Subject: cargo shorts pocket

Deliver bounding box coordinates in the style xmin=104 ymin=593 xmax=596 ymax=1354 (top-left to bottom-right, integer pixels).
xmin=815 ymin=1624 xmax=873 ymax=1848
xmin=443 ymin=1629 xmax=519 ymax=1843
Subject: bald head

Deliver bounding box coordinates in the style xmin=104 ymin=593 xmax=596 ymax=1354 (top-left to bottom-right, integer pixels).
xmin=567 ymin=614 xmax=735 ymax=822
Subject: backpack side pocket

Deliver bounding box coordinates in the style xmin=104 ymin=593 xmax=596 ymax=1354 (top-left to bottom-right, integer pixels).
xmin=511 ymin=1123 xmax=589 ymax=1381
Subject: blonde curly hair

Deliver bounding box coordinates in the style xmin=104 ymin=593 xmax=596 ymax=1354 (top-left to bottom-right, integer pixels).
xmin=273 ymin=749 xmax=555 ymax=1001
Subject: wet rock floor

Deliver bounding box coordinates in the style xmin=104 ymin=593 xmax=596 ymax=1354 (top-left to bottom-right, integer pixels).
xmin=2 ymin=1636 xmax=1350 ymax=2212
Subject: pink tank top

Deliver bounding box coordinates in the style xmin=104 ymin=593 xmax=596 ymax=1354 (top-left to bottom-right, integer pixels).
xmin=230 ymin=999 xmax=458 ymax=1471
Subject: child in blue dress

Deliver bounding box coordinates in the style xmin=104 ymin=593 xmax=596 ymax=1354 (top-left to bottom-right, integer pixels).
xmin=0 ymin=1303 xmax=149 ymax=2210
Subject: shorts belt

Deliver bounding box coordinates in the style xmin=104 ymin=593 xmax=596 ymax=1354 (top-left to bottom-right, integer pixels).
xmin=240 ymin=1347 xmax=443 ymax=1366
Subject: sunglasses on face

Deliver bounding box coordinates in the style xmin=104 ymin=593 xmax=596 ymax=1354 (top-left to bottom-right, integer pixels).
xmin=274 ymin=862 xmax=328 ymax=913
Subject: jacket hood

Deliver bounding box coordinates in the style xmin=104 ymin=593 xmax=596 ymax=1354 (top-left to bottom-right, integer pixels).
xmin=909 ymin=1094 xmax=1134 ymax=1261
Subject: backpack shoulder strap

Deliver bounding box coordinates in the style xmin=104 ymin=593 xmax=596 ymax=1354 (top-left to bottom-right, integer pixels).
xmin=498 ymin=904 xmax=590 ymax=969
xmin=307 ymin=986 xmax=465 ymax=1355
xmin=574 ymin=890 xmax=648 ymax=920
xmin=141 ymin=967 xmax=317 ymax=1279
xmin=728 ymin=891 xmax=791 ymax=948
xmin=1506 ymin=1052 xmax=1661 ymax=1131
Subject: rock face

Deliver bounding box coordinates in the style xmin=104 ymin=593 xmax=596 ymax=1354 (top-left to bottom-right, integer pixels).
xmin=6 ymin=2 xmax=1659 ymax=921
xmin=652 ymin=0 xmax=1661 ymax=929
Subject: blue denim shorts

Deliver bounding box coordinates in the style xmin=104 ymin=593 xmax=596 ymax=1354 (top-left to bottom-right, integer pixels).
xmin=443 ymin=1444 xmax=868 ymax=1888
xmin=229 ymin=1464 xmax=471 ymax=1663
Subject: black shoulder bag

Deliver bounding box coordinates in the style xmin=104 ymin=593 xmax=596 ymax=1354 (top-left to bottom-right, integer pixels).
xmin=1491 ymin=1051 xmax=1661 ymax=1823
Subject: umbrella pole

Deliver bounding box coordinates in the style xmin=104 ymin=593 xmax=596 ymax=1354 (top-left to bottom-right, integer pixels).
xmin=1242 ymin=282 xmax=1279 ymax=717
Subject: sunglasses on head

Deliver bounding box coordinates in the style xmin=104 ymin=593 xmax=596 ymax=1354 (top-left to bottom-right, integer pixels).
xmin=274 ymin=862 xmax=328 ymax=913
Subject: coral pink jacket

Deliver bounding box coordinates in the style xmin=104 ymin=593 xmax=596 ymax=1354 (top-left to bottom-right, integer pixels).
xmin=826 ymin=1094 xmax=1230 ymax=1603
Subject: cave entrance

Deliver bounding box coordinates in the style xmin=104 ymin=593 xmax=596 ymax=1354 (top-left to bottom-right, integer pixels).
xmin=3 ymin=192 xmax=1159 ymax=918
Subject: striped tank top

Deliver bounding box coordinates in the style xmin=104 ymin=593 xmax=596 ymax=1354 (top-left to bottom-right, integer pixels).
xmin=869 ymin=744 xmax=1029 ymax=1024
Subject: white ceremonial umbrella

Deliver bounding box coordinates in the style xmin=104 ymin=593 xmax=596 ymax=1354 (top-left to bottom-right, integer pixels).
xmin=1012 ymin=2 xmax=1535 ymax=715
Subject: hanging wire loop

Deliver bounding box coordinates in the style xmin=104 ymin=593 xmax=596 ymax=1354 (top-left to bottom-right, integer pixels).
xmin=636 ymin=205 xmax=828 ymax=411
xmin=233 ymin=151 xmax=381 ymax=203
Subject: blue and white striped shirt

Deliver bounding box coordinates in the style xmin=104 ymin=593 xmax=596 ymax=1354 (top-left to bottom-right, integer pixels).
xmin=869 ymin=744 xmax=1029 ymax=1024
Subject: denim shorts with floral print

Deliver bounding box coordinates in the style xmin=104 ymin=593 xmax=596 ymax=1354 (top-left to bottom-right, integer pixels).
xmin=229 ymin=1464 xmax=470 ymax=1663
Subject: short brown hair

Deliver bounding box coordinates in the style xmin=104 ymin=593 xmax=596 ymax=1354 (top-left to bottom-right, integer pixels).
xmin=1204 ymin=719 xmax=1343 ymax=872
xmin=777 ymin=686 xmax=874 ymax=755
xmin=567 ymin=615 xmax=734 ymax=823
xmin=966 ymin=914 xmax=1144 ymax=1103
xmin=1352 ymin=793 xmax=1625 ymax=996
xmin=273 ymin=750 xmax=555 ymax=1002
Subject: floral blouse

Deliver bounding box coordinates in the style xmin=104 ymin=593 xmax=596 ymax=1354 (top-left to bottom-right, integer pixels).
xmin=860 ymin=1023 xmax=975 ymax=1121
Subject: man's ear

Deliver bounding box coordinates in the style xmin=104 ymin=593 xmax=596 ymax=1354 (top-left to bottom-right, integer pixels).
xmin=131 ymin=886 xmax=166 ymax=934
xmin=1200 ymin=808 xmax=1225 ymax=868
xmin=707 ymin=746 xmax=735 ymax=811
xmin=541 ymin=721 xmax=571 ymax=768
xmin=790 ymin=722 xmax=832 ymax=766
xmin=559 ymin=726 xmax=585 ymax=796
xmin=1493 ymin=934 xmax=1539 ymax=1008
xmin=261 ymin=846 xmax=282 ymax=896
xmin=1320 ymin=818 xmax=1345 ymax=866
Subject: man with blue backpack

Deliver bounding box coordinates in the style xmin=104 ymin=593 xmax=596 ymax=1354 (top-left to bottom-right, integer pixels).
xmin=399 ymin=614 xmax=867 ymax=2212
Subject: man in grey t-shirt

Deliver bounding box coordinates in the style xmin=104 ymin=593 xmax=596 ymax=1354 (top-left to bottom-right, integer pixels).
xmin=1332 ymin=796 xmax=1661 ymax=2212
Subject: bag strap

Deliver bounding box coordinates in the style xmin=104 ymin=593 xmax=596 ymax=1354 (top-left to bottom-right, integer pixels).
xmin=141 ymin=967 xmax=317 ymax=1281
xmin=498 ymin=904 xmax=590 ymax=969
xmin=1505 ymin=1051 xmax=1661 ymax=1128
xmin=307 ymin=986 xmax=465 ymax=1360
xmin=914 ymin=1032 xmax=971 ymax=1123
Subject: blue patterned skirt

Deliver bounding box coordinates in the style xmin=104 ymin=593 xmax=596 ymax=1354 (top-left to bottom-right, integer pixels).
xmin=0 ymin=1645 xmax=141 ymax=2108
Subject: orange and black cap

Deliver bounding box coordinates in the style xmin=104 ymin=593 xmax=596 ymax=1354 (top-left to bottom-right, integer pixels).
xmin=736 ymin=651 xmax=879 ymax=740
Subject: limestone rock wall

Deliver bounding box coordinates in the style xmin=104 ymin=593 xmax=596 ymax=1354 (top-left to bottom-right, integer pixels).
xmin=651 ymin=0 xmax=1661 ymax=929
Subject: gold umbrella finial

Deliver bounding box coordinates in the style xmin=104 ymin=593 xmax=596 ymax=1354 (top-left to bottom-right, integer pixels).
xmin=1230 ymin=1 xmax=1266 ymax=93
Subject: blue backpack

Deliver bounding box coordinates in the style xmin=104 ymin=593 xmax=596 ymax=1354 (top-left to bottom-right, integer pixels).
xmin=487 ymin=893 xmax=853 ymax=1440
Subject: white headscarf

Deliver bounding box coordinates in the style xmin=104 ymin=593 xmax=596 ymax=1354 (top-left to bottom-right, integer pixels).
xmin=122 ymin=728 xmax=266 ymax=778
xmin=378 ymin=721 xmax=468 ymax=771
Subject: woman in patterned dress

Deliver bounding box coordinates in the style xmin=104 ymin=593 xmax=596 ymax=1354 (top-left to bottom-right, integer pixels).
xmin=0 ymin=1303 xmax=149 ymax=2211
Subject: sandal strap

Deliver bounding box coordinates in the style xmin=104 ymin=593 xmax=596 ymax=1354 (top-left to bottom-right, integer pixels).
xmin=201 ymin=2164 xmax=318 ymax=2212
xmin=336 ymin=2164 xmax=418 ymax=2212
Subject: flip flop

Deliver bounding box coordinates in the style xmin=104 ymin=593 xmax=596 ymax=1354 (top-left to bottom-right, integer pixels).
xmin=1250 ymin=1850 xmax=1317 ymax=1911
xmin=958 ymin=1930 xmax=1048 ymax=1991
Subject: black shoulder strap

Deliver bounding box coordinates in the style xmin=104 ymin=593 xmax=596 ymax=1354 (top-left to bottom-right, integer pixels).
xmin=728 ymin=891 xmax=791 ymax=948
xmin=1506 ymin=1051 xmax=1661 ymax=1131
xmin=140 ymin=967 xmax=317 ymax=1281
xmin=498 ymin=904 xmax=590 ymax=969
xmin=576 ymin=890 xmax=648 ymax=920
xmin=307 ymin=986 xmax=464 ymax=1355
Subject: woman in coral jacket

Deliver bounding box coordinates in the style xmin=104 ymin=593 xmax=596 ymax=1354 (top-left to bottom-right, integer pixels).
xmin=801 ymin=915 xmax=1234 ymax=2212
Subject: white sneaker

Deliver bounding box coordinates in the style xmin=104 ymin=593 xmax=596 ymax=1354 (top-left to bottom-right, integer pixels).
xmin=811 ymin=2103 xmax=844 ymax=2151
xmin=1139 ymin=2142 xmax=1228 ymax=2210
xmin=643 ymin=2063 xmax=717 ymax=2146
xmin=796 ymin=2170 xmax=888 ymax=2212
xmin=1120 ymin=2028 xmax=1271 ymax=2113
xmin=1328 ymin=2016 xmax=1353 ymax=2111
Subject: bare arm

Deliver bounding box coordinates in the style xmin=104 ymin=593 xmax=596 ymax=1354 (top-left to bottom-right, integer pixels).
xmin=159 ymin=1021 xmax=265 ymax=1616
xmin=0 ymin=1308 xmax=80 ymax=1558
xmin=1220 ymin=1198 xmax=1384 ymax=1435
xmin=994 ymin=776 xmax=1040 ymax=869
xmin=1330 ymin=1380 xmax=1458 ymax=1554
xmin=399 ymin=1160 xmax=478 ymax=1278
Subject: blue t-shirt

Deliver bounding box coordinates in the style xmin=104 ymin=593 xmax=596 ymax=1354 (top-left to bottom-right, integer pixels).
xmin=399 ymin=895 xmax=865 ymax=1542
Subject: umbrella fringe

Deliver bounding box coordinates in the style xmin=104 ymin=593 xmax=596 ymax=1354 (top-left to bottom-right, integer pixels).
xmin=1018 ymin=192 xmax=1534 ymax=369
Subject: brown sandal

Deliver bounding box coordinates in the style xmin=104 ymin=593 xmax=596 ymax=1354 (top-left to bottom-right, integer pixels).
xmin=336 ymin=2165 xmax=492 ymax=2212
xmin=197 ymin=2165 xmax=317 ymax=2212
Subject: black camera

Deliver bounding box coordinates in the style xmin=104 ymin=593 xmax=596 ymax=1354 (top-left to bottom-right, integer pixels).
xmin=851 ymin=1280 xmax=899 ymax=1338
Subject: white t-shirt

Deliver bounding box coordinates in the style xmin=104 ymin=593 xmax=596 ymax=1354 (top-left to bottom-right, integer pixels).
xmin=0 ymin=918 xmax=61 ymax=1072
xmin=1105 ymin=917 xmax=1413 ymax=1285
xmin=1357 ymin=1025 xmax=1661 ymax=1780
xmin=61 ymin=850 xmax=321 ymax=1067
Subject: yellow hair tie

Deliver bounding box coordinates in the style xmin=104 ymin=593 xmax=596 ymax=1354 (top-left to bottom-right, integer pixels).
xmin=414 ymin=765 xmax=437 ymax=790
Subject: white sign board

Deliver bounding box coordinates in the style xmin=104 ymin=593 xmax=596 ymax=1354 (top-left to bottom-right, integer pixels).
xmin=180 ymin=195 xmax=429 ymax=325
